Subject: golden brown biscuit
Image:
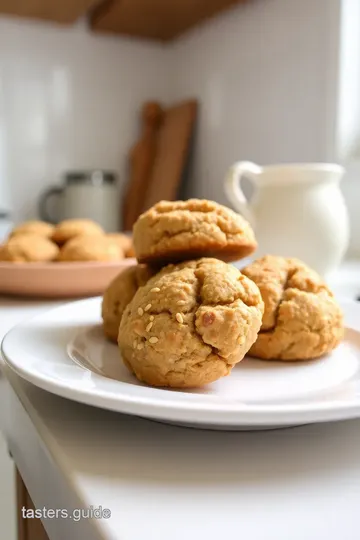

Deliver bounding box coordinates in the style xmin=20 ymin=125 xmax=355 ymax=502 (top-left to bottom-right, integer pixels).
xmin=0 ymin=233 xmax=59 ymax=262
xmin=10 ymin=220 xmax=54 ymax=239
xmin=52 ymin=219 xmax=104 ymax=245
xmin=102 ymin=264 xmax=155 ymax=342
xmin=58 ymin=235 xmax=123 ymax=262
xmin=118 ymin=258 xmax=264 ymax=388
xmin=133 ymin=199 xmax=257 ymax=265
xmin=107 ymin=233 xmax=135 ymax=258
xmin=242 ymin=255 xmax=344 ymax=361
xmin=125 ymin=245 xmax=135 ymax=258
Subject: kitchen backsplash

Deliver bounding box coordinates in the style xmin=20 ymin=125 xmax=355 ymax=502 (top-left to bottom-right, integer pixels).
xmin=170 ymin=0 xmax=338 ymax=201
xmin=0 ymin=16 xmax=170 ymax=221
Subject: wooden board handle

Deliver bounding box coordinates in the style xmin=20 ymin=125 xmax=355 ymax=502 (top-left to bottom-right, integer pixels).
xmin=122 ymin=101 xmax=164 ymax=230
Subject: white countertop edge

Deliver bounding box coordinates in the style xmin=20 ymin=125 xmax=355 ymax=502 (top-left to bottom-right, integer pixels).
xmin=1 ymin=364 xmax=113 ymax=540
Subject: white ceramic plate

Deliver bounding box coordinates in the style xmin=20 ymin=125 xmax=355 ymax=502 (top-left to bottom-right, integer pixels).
xmin=2 ymin=297 xmax=360 ymax=430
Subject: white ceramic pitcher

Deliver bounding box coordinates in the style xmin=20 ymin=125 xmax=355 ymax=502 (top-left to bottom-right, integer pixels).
xmin=224 ymin=162 xmax=349 ymax=277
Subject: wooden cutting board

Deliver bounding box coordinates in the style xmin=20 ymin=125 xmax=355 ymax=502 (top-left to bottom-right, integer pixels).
xmin=141 ymin=99 xmax=198 ymax=213
xmin=122 ymin=98 xmax=198 ymax=230
xmin=122 ymin=102 xmax=164 ymax=231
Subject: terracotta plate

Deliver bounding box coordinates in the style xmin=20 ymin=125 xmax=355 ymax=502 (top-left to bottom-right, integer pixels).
xmin=0 ymin=259 xmax=136 ymax=298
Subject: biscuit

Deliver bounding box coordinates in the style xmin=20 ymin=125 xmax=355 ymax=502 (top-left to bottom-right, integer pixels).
xmin=107 ymin=233 xmax=135 ymax=258
xmin=125 ymin=245 xmax=135 ymax=258
xmin=242 ymin=255 xmax=344 ymax=361
xmin=133 ymin=199 xmax=257 ymax=265
xmin=58 ymin=235 xmax=123 ymax=262
xmin=52 ymin=219 xmax=104 ymax=245
xmin=118 ymin=258 xmax=264 ymax=388
xmin=102 ymin=264 xmax=155 ymax=342
xmin=10 ymin=220 xmax=54 ymax=239
xmin=0 ymin=233 xmax=59 ymax=262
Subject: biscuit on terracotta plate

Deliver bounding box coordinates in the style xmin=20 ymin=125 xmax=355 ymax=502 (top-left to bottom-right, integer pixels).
xmin=242 ymin=255 xmax=344 ymax=361
xmin=10 ymin=220 xmax=54 ymax=239
xmin=52 ymin=219 xmax=104 ymax=245
xmin=0 ymin=233 xmax=59 ymax=263
xmin=125 ymin=245 xmax=135 ymax=258
xmin=58 ymin=235 xmax=123 ymax=262
xmin=118 ymin=258 xmax=264 ymax=388
xmin=133 ymin=199 xmax=257 ymax=265
xmin=107 ymin=233 xmax=134 ymax=258
xmin=102 ymin=264 xmax=155 ymax=343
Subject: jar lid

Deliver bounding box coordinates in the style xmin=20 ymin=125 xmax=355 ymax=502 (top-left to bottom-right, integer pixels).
xmin=64 ymin=170 xmax=117 ymax=186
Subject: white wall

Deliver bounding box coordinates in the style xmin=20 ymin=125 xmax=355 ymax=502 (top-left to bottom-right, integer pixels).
xmin=170 ymin=0 xmax=340 ymax=205
xmin=337 ymin=0 xmax=360 ymax=159
xmin=335 ymin=0 xmax=360 ymax=254
xmin=0 ymin=17 xmax=169 ymax=221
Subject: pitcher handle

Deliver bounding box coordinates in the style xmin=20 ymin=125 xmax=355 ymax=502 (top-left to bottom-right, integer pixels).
xmin=224 ymin=161 xmax=262 ymax=225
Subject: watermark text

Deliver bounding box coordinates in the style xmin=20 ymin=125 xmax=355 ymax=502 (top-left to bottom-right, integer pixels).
xmin=21 ymin=506 xmax=111 ymax=522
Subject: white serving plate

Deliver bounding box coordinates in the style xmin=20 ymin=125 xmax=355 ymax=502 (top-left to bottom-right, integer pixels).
xmin=2 ymin=298 xmax=360 ymax=430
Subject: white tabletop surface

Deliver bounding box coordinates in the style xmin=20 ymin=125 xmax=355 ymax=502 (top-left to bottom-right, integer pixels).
xmin=1 ymin=263 xmax=360 ymax=540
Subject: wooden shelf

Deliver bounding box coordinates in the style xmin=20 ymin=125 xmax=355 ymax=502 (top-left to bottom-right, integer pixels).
xmin=0 ymin=0 xmax=247 ymax=41
xmin=90 ymin=0 xmax=246 ymax=42
xmin=0 ymin=0 xmax=98 ymax=25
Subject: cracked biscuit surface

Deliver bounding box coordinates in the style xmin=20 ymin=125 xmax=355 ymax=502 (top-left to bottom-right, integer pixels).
xmin=242 ymin=255 xmax=344 ymax=361
xmin=118 ymin=258 xmax=264 ymax=388
xmin=102 ymin=264 xmax=155 ymax=343
xmin=133 ymin=199 xmax=257 ymax=265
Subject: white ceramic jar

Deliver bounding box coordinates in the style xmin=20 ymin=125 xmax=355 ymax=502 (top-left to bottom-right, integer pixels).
xmin=0 ymin=210 xmax=13 ymax=242
xmin=39 ymin=170 xmax=120 ymax=232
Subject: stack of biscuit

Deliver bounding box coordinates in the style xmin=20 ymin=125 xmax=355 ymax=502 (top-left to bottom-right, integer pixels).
xmin=0 ymin=219 xmax=135 ymax=263
xmin=102 ymin=199 xmax=344 ymax=389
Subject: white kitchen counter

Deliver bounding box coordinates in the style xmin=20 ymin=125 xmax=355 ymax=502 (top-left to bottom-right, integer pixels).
xmin=0 ymin=263 xmax=360 ymax=540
